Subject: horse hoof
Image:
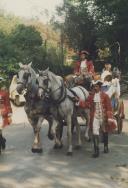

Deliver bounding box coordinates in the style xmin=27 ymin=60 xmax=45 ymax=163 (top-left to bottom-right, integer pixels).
xmin=74 ymin=145 xmax=81 ymax=150
xmin=54 ymin=144 xmax=61 ymax=149
xmin=48 ymin=133 xmax=54 ymax=140
xmin=58 ymin=144 xmax=63 ymax=149
xmin=87 ymin=139 xmax=91 ymax=142
xmin=54 ymin=144 xmax=58 ymax=149
xmin=85 ymin=137 xmax=91 ymax=142
xmin=31 ymin=148 xmax=43 ymax=153
xmin=66 ymin=152 xmax=73 ymax=156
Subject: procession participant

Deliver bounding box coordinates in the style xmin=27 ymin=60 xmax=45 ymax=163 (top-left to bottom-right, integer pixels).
xmin=101 ymin=62 xmax=112 ymax=82
xmin=0 ymin=77 xmax=12 ymax=154
xmin=73 ymin=50 xmax=95 ymax=90
xmin=76 ymin=75 xmax=116 ymax=158
xmin=74 ymin=50 xmax=95 ymax=76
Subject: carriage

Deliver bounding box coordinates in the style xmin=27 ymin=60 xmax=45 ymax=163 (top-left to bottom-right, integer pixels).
xmin=64 ymin=68 xmax=125 ymax=134
xmin=14 ymin=62 xmax=124 ymax=156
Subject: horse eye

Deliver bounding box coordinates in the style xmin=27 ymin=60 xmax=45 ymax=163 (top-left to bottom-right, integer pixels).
xmin=23 ymin=73 xmax=29 ymax=79
xmin=36 ymin=79 xmax=39 ymax=85
xmin=44 ymin=79 xmax=48 ymax=85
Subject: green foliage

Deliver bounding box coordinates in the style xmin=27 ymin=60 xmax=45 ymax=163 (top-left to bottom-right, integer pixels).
xmin=88 ymin=0 xmax=128 ymax=69
xmin=56 ymin=0 xmax=96 ymax=53
xmin=0 ymin=15 xmax=68 ymax=84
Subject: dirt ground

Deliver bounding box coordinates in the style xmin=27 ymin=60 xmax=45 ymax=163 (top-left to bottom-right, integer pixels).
xmin=0 ymin=95 xmax=128 ymax=188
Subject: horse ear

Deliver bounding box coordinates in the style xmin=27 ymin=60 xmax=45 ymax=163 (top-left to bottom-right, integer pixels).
xmin=28 ymin=62 xmax=32 ymax=67
xmin=38 ymin=70 xmax=42 ymax=75
xmin=44 ymin=67 xmax=49 ymax=74
xmin=19 ymin=62 xmax=23 ymax=68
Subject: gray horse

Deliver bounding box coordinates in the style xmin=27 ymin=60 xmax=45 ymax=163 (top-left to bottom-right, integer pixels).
xmin=37 ymin=68 xmax=90 ymax=155
xmin=16 ymin=62 xmax=54 ymax=153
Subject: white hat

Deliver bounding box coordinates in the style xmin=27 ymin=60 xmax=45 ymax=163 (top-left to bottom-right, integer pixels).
xmin=92 ymin=79 xmax=103 ymax=85
xmin=92 ymin=74 xmax=103 ymax=85
xmin=102 ymin=81 xmax=111 ymax=86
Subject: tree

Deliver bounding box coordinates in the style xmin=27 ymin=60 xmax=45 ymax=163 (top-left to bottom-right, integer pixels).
xmin=56 ymin=0 xmax=97 ymax=55
xmin=88 ymin=0 xmax=128 ymax=69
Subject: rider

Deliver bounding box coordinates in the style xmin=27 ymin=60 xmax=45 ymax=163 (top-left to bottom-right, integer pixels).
xmin=74 ymin=50 xmax=95 ymax=90
xmin=76 ymin=75 xmax=116 ymax=158
xmin=74 ymin=50 xmax=95 ymax=77
xmin=0 ymin=77 xmax=12 ymax=154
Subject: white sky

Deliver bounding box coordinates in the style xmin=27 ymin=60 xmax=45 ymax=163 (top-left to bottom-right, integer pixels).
xmin=1 ymin=0 xmax=63 ymax=22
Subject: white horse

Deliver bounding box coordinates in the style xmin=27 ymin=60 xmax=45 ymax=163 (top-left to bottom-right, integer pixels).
xmin=16 ymin=63 xmax=55 ymax=153
xmin=37 ymin=68 xmax=90 ymax=155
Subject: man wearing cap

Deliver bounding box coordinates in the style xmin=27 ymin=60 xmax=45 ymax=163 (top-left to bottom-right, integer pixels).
xmin=73 ymin=50 xmax=95 ymax=90
xmin=0 ymin=77 xmax=12 ymax=154
xmin=76 ymin=76 xmax=116 ymax=158
xmin=74 ymin=50 xmax=95 ymax=76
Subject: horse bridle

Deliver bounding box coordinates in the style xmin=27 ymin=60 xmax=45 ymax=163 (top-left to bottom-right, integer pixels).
xmin=38 ymin=74 xmax=67 ymax=104
xmin=17 ymin=69 xmax=31 ymax=89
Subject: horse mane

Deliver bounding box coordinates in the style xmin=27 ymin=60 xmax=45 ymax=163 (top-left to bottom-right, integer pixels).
xmin=47 ymin=70 xmax=63 ymax=84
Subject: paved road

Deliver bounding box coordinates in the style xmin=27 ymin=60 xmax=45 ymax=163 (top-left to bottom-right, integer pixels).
xmin=0 ymin=98 xmax=128 ymax=188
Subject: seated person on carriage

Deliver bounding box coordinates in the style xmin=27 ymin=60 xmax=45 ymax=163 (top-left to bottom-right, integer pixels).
xmin=73 ymin=50 xmax=95 ymax=90
xmin=101 ymin=61 xmax=112 ymax=82
xmin=76 ymin=75 xmax=116 ymax=158
xmin=0 ymin=77 xmax=12 ymax=154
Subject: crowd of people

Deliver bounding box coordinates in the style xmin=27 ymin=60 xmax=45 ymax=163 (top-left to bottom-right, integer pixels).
xmin=74 ymin=50 xmax=125 ymax=158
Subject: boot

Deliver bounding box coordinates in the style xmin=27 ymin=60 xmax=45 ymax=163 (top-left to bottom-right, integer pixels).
xmin=92 ymin=135 xmax=99 ymax=158
xmin=0 ymin=134 xmax=6 ymax=150
xmin=103 ymin=132 xmax=109 ymax=153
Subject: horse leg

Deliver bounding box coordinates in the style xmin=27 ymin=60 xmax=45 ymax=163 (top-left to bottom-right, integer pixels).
xmin=72 ymin=113 xmax=82 ymax=149
xmin=67 ymin=115 xmax=73 ymax=155
xmin=52 ymin=119 xmax=63 ymax=149
xmin=28 ymin=116 xmax=43 ymax=153
xmin=46 ymin=116 xmax=54 ymax=140
xmin=84 ymin=109 xmax=91 ymax=141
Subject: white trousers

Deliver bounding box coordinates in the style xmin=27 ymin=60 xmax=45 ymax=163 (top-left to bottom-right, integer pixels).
xmin=0 ymin=115 xmax=3 ymax=130
xmin=93 ymin=117 xmax=103 ymax=135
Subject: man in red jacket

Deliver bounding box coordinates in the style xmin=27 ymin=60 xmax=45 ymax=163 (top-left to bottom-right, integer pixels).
xmin=73 ymin=50 xmax=95 ymax=90
xmin=74 ymin=50 xmax=95 ymax=76
xmin=0 ymin=77 xmax=12 ymax=154
xmin=77 ymin=77 xmax=116 ymax=158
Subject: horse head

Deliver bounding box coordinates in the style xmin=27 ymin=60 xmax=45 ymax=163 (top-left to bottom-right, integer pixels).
xmin=37 ymin=68 xmax=64 ymax=101
xmin=37 ymin=68 xmax=51 ymax=99
xmin=16 ymin=62 xmax=34 ymax=94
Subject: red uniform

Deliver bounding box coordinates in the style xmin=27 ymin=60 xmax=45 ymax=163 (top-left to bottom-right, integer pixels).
xmin=74 ymin=60 xmax=95 ymax=76
xmin=0 ymin=90 xmax=12 ymax=127
xmin=79 ymin=91 xmax=116 ymax=133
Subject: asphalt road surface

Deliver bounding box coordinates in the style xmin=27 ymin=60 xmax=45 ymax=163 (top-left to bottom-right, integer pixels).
xmin=0 ymin=96 xmax=128 ymax=188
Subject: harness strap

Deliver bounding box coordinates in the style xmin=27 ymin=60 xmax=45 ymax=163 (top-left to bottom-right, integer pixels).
xmin=68 ymin=88 xmax=79 ymax=98
xmin=52 ymin=80 xmax=67 ymax=105
xmin=77 ymin=86 xmax=87 ymax=100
